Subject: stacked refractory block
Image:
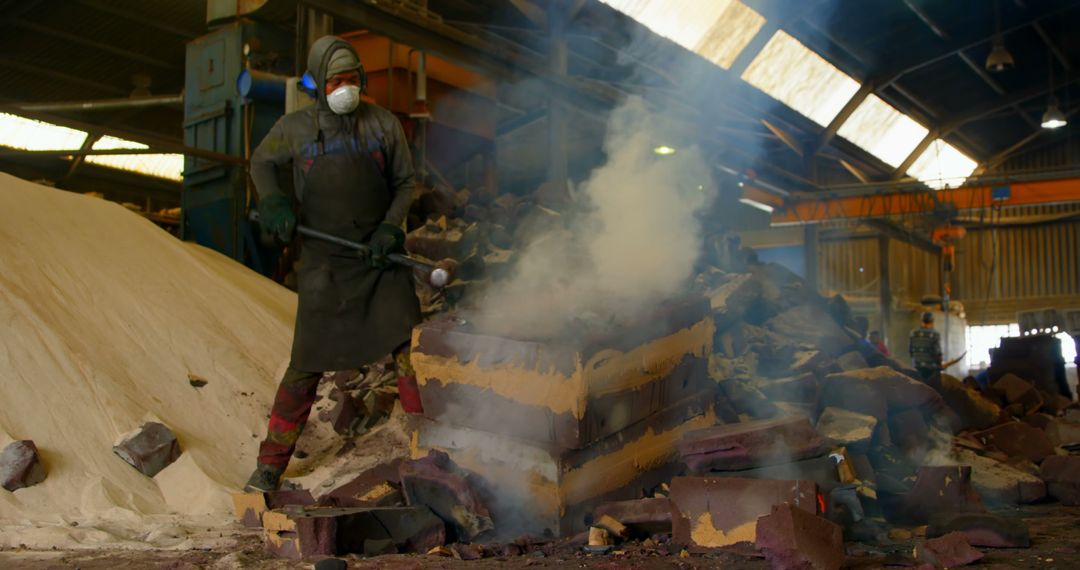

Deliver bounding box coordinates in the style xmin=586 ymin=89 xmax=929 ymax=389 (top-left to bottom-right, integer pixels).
xmin=409 ymin=296 xmax=717 ymax=536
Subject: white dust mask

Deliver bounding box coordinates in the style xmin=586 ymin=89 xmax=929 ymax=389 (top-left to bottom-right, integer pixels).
xmin=326 ymin=85 xmax=360 ymax=114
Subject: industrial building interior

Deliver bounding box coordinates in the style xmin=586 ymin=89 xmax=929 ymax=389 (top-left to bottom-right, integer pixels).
xmin=1 ymin=0 xmax=1080 ymax=568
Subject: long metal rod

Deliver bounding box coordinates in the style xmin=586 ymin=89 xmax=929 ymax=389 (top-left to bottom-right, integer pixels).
xmin=12 ymin=94 xmax=184 ymax=113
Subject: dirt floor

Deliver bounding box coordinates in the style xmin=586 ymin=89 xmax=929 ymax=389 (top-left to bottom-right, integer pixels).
xmin=2 ymin=504 xmax=1079 ymax=569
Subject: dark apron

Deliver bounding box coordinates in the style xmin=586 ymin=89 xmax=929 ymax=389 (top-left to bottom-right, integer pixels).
xmin=290 ymin=133 xmax=420 ymax=372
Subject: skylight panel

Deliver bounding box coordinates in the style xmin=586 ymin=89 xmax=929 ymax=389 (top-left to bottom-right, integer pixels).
xmin=0 ymin=113 xmax=88 ymax=150
xmin=695 ymin=1 xmax=766 ymax=69
xmin=86 ymin=136 xmax=184 ymax=182
xmin=837 ymin=95 xmax=929 ymax=168
xmin=906 ymin=139 xmax=977 ymax=190
xmin=599 ymin=0 xmax=765 ymax=69
xmin=740 ymin=31 xmax=860 ymax=127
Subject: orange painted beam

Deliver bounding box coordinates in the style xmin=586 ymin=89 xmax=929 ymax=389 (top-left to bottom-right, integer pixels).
xmin=769 ymin=177 xmax=1080 ymax=225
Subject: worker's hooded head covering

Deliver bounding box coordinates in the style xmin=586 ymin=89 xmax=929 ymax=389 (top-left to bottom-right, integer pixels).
xmin=307 ymin=35 xmax=364 ymax=110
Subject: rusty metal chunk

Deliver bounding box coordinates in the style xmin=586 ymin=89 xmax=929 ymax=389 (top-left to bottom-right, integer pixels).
xmin=112 ymin=422 xmax=181 ymax=477
xmin=0 ymin=440 xmax=46 ymax=492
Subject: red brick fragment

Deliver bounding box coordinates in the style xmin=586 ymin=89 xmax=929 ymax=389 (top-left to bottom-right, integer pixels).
xmin=915 ymin=532 xmax=984 ymax=568
xmin=669 ymin=476 xmax=817 ymax=550
xmin=756 ymin=503 xmax=844 ymax=570
xmin=399 ymin=450 xmax=493 ymax=541
xmin=0 ymin=440 xmax=46 ymax=492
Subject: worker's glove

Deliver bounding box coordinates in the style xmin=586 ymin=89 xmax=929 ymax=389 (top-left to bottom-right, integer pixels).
xmin=368 ymin=223 xmax=405 ymax=269
xmin=257 ymin=193 xmax=296 ymax=242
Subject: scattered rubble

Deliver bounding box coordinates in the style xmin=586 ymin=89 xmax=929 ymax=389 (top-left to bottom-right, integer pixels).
xmin=0 ymin=440 xmax=47 ymax=492
xmin=263 ymin=506 xmax=445 ymax=559
xmin=112 ymin=422 xmax=181 ymax=477
xmin=592 ymin=497 xmax=671 ymax=536
xmin=816 ymin=407 xmax=877 ymax=452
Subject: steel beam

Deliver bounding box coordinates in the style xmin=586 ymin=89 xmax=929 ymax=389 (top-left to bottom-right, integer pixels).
xmin=547 ymin=0 xmax=569 ymax=192
xmin=878 ymin=235 xmax=892 ymax=345
xmin=0 ymin=59 xmax=126 ymax=96
xmin=761 ymin=119 xmax=803 ymax=157
xmin=771 ymin=175 xmax=1080 ymax=226
xmin=8 ymin=19 xmax=176 ymax=69
xmin=866 ymin=219 xmax=939 ymax=254
xmin=74 ymin=0 xmax=202 ymax=39
xmin=1033 ymin=22 xmax=1071 ymax=71
xmin=728 ymin=21 xmax=780 ymax=77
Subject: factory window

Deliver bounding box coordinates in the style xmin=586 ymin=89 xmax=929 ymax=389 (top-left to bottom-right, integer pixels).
xmin=966 ymin=324 xmax=1077 ymax=371
xmin=906 ymin=139 xmax=977 ymax=190
xmin=0 ymin=112 xmax=88 ymax=150
xmin=598 ymin=0 xmax=765 ymax=69
xmin=85 ymin=136 xmax=184 ymax=182
xmin=740 ymin=30 xmax=860 ymax=127
xmin=836 ymin=95 xmax=929 ymax=168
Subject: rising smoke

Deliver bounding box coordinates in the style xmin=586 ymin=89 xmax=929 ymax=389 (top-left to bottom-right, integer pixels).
xmin=469 ymin=97 xmax=718 ymax=339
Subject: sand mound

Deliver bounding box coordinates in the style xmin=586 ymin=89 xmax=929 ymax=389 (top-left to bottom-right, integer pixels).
xmin=0 ymin=172 xmax=296 ymax=547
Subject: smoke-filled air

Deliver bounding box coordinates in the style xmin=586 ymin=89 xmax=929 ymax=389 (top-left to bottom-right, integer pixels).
xmin=470 ymin=97 xmax=716 ymax=339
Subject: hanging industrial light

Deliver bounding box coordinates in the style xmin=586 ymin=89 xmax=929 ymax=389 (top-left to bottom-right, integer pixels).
xmin=1041 ymin=99 xmax=1066 ymax=129
xmin=1042 ymin=54 xmax=1067 ymax=129
xmin=985 ymin=1 xmax=1014 ymax=72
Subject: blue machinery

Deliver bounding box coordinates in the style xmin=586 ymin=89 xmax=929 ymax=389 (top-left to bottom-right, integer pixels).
xmin=182 ymin=4 xmax=295 ymax=274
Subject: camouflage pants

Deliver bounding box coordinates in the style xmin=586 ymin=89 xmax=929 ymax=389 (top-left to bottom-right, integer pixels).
xmin=257 ymin=343 xmax=412 ymax=470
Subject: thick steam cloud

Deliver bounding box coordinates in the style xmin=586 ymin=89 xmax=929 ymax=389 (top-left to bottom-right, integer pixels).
xmin=471 ymin=98 xmax=717 ymax=339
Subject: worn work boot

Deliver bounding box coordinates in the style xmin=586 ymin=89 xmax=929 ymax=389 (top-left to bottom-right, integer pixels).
xmin=243 ymin=464 xmax=284 ymax=493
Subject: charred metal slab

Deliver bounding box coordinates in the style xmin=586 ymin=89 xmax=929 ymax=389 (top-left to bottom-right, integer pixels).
xmin=0 ymin=440 xmax=46 ymax=492
xmin=669 ymin=476 xmax=818 ymax=550
xmin=678 ymin=416 xmax=826 ymax=473
xmin=263 ymin=506 xmax=445 ymax=560
xmin=411 ymin=296 xmax=714 ymax=449
xmin=112 ymin=422 xmax=181 ymax=477
xmin=414 ymin=393 xmax=715 ymax=537
xmin=927 ymin=512 xmax=1031 ymax=548
xmin=755 ymin=503 xmax=844 ymax=570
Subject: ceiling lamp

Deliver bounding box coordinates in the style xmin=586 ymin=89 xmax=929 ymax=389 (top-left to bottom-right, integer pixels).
xmin=985 ymin=1 xmax=1013 ymax=72
xmin=653 ymin=145 xmax=676 ymax=155
xmin=1042 ymin=53 xmax=1067 ymax=129
xmin=985 ymin=38 xmax=1014 ymax=72
xmin=1041 ymin=100 xmax=1066 ymax=129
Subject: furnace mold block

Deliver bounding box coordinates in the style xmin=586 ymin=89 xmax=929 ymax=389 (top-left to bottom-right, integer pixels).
xmin=412 ymin=393 xmax=716 ymax=537
xmin=410 ymin=296 xmax=715 ymax=450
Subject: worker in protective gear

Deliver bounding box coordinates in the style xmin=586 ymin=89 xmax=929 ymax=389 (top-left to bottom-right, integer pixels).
xmin=244 ymin=36 xmax=421 ymax=493
xmin=909 ymin=312 xmax=943 ymax=381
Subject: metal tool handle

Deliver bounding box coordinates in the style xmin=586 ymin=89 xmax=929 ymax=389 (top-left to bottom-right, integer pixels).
xmin=248 ymin=210 xmax=452 ymax=287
